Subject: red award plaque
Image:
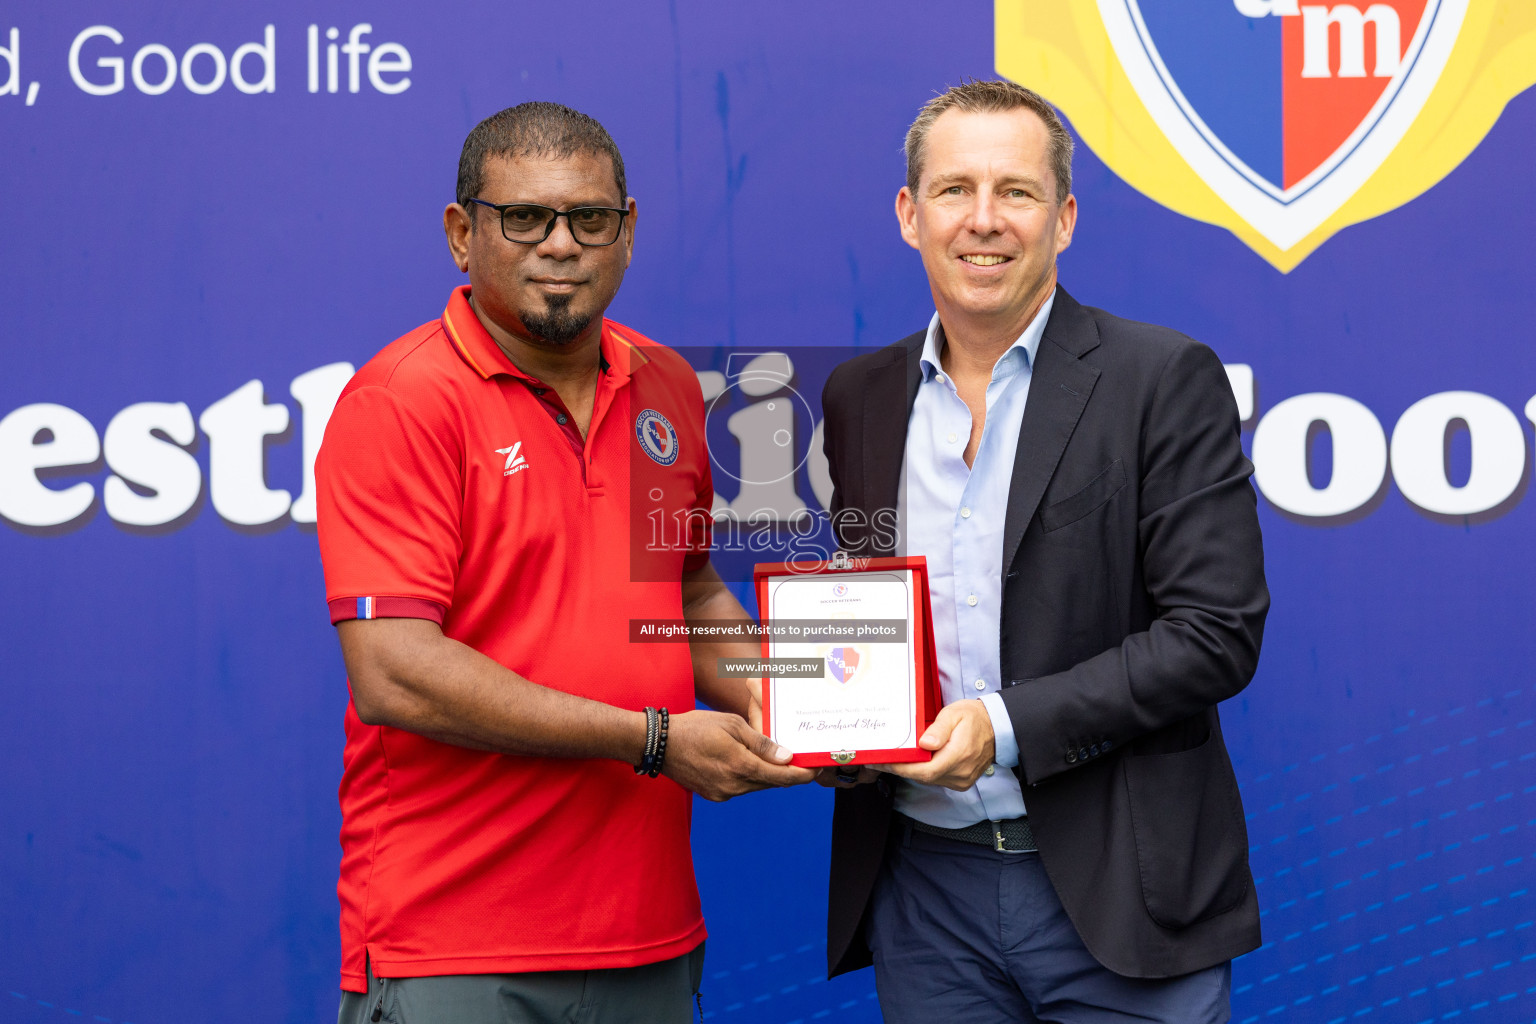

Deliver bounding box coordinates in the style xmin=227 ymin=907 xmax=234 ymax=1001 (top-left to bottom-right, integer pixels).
xmin=752 ymin=554 xmax=941 ymax=768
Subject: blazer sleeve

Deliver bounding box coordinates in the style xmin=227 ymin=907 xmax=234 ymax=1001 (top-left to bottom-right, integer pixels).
xmin=1003 ymin=341 xmax=1270 ymax=786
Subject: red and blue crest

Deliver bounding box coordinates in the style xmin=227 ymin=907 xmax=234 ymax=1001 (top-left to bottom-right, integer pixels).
xmin=635 ymin=408 xmax=679 ymax=466
xmin=826 ymin=647 xmax=861 ymax=684
xmin=996 ymin=0 xmax=1531 ymax=270
xmin=1132 ymin=0 xmax=1435 ymax=193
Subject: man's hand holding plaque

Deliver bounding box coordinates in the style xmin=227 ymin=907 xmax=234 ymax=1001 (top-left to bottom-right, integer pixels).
xmin=872 ymin=699 xmax=996 ymax=789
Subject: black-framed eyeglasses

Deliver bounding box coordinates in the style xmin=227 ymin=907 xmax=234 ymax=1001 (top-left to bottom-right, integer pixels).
xmin=466 ymin=199 xmax=630 ymax=247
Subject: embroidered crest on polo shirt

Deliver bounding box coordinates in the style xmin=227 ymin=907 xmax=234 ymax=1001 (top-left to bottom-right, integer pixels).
xmin=634 ymin=409 xmax=679 ymax=466
xmin=496 ymin=441 xmax=529 ymax=477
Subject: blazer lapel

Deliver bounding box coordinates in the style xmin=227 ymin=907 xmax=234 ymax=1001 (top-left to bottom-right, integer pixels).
xmin=859 ymin=334 xmax=923 ymax=557
xmin=1001 ymin=288 xmax=1102 ymax=573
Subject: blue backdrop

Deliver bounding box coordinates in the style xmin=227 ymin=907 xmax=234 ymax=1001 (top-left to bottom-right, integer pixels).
xmin=2 ymin=3 xmax=1533 ymax=1023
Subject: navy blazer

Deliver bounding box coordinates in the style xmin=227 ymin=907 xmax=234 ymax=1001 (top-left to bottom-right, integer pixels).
xmin=820 ymin=286 xmax=1270 ymax=979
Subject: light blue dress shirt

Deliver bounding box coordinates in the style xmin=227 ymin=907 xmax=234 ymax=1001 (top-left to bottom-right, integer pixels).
xmin=893 ymin=289 xmax=1056 ymax=829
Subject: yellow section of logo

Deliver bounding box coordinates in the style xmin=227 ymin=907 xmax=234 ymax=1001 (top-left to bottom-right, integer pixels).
xmin=995 ymin=0 xmax=1536 ymax=271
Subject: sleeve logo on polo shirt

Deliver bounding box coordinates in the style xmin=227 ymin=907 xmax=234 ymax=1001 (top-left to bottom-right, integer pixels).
xmin=495 ymin=441 xmax=529 ymax=477
xmin=634 ymin=409 xmax=679 ymax=466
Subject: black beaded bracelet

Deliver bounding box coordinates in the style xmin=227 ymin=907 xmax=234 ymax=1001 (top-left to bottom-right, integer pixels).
xmin=652 ymin=707 xmax=670 ymax=778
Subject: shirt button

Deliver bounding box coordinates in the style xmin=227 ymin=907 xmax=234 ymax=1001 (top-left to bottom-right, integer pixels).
xmin=973 ymin=678 xmax=986 ymax=691
xmin=935 ymin=372 xmax=946 ymax=383
xmin=947 ymin=432 xmax=958 ymax=444
xmin=960 ymin=506 xmax=971 ymax=519
xmin=984 ymin=765 xmax=995 ymax=777
xmin=967 ymin=594 xmax=978 ymax=607
xmin=557 ymin=414 xmax=568 ymax=425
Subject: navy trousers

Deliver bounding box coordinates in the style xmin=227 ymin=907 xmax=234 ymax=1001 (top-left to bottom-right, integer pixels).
xmin=866 ymin=827 xmax=1230 ymax=1024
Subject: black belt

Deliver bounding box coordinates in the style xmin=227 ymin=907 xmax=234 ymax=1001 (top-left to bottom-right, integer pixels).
xmin=905 ymin=814 xmax=1037 ymax=852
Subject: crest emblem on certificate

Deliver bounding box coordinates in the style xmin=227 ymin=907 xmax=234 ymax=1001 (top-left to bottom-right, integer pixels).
xmin=825 ymin=646 xmax=862 ymax=684
xmin=995 ymin=0 xmax=1536 ymax=270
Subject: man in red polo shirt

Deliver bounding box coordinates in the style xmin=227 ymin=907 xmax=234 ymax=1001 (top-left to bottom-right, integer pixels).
xmin=317 ymin=102 xmax=812 ymax=1024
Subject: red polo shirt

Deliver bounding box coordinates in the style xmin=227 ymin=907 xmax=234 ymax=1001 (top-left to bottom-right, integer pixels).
xmin=316 ymin=287 xmax=713 ymax=991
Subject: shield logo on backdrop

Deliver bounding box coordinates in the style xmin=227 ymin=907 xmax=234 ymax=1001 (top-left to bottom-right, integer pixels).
xmin=995 ymin=0 xmax=1536 ymax=270
xmin=826 ymin=647 xmax=861 ymax=684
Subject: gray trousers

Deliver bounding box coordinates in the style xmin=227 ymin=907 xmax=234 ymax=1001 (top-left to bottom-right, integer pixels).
xmin=338 ymin=944 xmax=705 ymax=1024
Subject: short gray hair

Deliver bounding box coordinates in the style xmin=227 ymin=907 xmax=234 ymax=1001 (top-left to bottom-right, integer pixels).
xmin=904 ymin=80 xmax=1074 ymax=203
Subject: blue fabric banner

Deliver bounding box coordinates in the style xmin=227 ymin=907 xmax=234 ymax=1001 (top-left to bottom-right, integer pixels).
xmin=1 ymin=3 xmax=1533 ymax=1022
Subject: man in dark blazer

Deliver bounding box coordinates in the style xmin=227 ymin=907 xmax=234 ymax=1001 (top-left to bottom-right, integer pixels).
xmin=818 ymin=80 xmax=1268 ymax=1022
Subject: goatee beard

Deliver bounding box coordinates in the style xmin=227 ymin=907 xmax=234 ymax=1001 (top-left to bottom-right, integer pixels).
xmin=520 ymin=295 xmax=591 ymax=346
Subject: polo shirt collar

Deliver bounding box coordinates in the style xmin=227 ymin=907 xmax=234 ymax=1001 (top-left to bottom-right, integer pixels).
xmin=440 ymin=285 xmax=650 ymax=385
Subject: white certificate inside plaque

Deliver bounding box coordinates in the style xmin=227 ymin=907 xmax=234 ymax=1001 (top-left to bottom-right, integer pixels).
xmin=765 ymin=570 xmax=917 ymax=754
